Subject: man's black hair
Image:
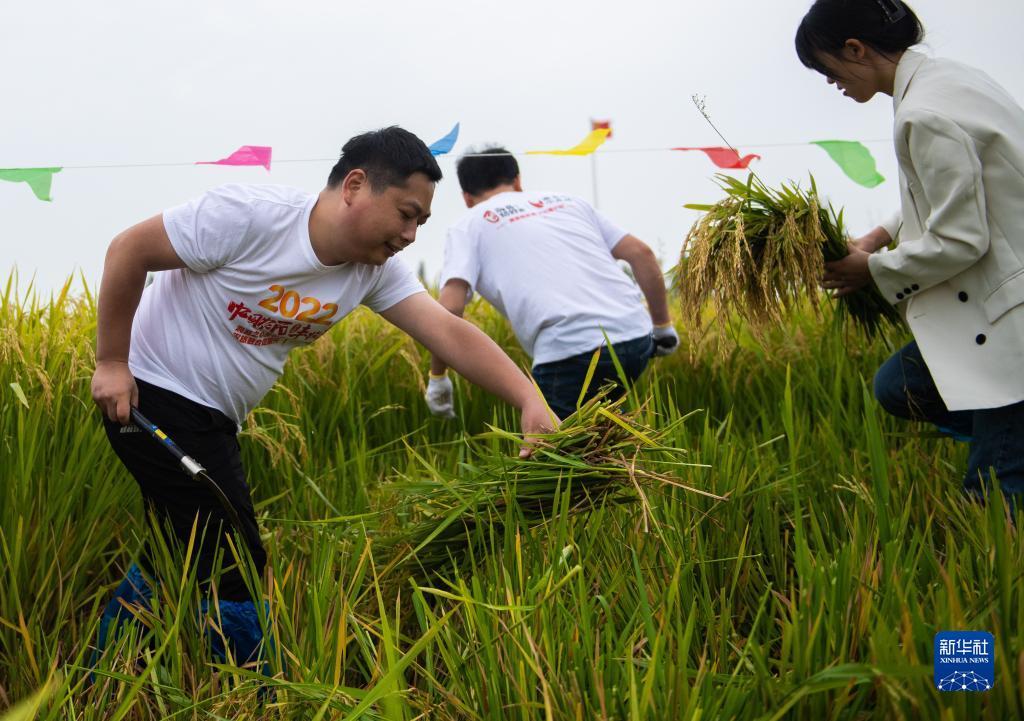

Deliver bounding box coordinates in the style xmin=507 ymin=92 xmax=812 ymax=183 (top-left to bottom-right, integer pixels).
xmin=796 ymin=0 xmax=924 ymax=78
xmin=455 ymin=146 xmax=520 ymax=196
xmin=327 ymin=126 xmax=442 ymax=191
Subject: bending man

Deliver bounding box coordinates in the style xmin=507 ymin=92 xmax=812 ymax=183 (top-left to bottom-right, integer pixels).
xmin=91 ymin=127 xmax=552 ymax=667
xmin=426 ymin=146 xmax=678 ymax=421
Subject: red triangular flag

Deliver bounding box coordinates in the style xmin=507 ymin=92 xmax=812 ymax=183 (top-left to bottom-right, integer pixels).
xmin=590 ymin=119 xmax=613 ymax=139
xmin=673 ymin=147 xmax=759 ymax=169
xmin=196 ymin=145 xmax=272 ymax=171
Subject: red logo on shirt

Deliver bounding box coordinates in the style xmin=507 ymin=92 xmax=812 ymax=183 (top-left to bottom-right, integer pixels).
xmin=529 ymin=200 xmax=545 ymax=208
xmin=483 ymin=210 xmax=500 ymax=224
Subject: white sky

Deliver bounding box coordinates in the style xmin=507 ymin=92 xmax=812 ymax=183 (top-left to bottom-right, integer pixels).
xmin=2 ymin=0 xmax=1022 ymax=294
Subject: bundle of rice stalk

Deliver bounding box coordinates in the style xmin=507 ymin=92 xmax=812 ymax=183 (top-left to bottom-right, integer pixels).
xmin=375 ymin=395 xmax=721 ymax=577
xmin=678 ymin=173 xmax=902 ymax=335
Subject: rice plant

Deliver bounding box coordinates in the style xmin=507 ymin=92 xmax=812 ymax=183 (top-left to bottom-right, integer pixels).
xmin=375 ymin=394 xmax=721 ymax=577
xmin=2 ymin=272 xmax=1022 ymax=720
xmin=678 ymin=173 xmax=903 ymax=337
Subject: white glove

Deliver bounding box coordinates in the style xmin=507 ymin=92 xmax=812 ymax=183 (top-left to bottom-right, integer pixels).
xmin=425 ymin=374 xmax=457 ymax=418
xmin=652 ymin=323 xmax=680 ymax=357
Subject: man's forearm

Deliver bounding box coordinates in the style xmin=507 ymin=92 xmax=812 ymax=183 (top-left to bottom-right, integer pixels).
xmin=434 ymin=317 xmax=534 ymax=410
xmin=96 ymin=236 xmax=149 ymax=362
xmin=430 ymin=282 xmax=469 ymax=376
xmin=630 ymin=254 xmax=671 ymax=326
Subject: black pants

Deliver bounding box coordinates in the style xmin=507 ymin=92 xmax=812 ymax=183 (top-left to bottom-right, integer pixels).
xmin=103 ymin=379 xmax=266 ymax=601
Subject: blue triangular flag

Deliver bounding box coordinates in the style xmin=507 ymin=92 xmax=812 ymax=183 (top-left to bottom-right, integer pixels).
xmin=428 ymin=123 xmax=460 ymax=156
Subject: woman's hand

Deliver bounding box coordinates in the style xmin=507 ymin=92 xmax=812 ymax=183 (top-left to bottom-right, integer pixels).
xmin=823 ymin=245 xmax=873 ymax=297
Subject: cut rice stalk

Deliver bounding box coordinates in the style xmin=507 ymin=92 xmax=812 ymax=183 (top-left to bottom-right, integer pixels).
xmin=374 ymin=394 xmax=722 ymax=577
xmin=678 ymin=173 xmax=902 ymax=336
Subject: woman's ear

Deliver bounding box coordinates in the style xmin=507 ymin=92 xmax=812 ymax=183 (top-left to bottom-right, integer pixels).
xmin=843 ymin=38 xmax=868 ymax=61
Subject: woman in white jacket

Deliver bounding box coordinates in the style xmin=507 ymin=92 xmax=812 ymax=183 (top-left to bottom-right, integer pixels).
xmin=797 ymin=0 xmax=1024 ymax=502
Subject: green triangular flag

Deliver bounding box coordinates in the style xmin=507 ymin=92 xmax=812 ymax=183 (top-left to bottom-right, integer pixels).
xmin=0 ymin=167 xmax=62 ymax=201
xmin=811 ymin=141 xmax=884 ymax=188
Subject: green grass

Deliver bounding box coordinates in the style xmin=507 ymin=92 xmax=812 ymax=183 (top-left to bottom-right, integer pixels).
xmin=1 ymin=273 xmax=1022 ymax=720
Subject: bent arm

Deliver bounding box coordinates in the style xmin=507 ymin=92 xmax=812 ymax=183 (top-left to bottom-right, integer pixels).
xmin=429 ymin=279 xmax=470 ymax=377
xmin=611 ymin=234 xmax=671 ymax=325
xmin=97 ymin=215 xmax=186 ymax=362
xmin=868 ymin=112 xmax=989 ymax=303
xmin=93 ymin=215 xmax=187 ymax=422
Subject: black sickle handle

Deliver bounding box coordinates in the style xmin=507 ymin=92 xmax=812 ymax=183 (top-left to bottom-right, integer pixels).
xmin=129 ymin=407 xmax=246 ymax=534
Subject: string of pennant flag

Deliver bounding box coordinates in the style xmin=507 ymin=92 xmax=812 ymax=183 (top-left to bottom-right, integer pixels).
xmin=0 ymin=122 xmax=888 ymax=203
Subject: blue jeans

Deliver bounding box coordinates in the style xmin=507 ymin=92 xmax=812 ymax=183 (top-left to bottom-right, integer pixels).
xmin=874 ymin=341 xmax=1024 ymax=498
xmin=531 ymin=334 xmax=654 ymax=419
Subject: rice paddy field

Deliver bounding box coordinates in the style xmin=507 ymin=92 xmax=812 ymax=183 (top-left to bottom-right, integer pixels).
xmin=2 ymin=274 xmax=1023 ymax=720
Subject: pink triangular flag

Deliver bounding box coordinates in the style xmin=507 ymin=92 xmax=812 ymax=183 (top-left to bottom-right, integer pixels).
xmin=673 ymin=147 xmax=760 ymax=170
xmin=196 ymin=145 xmax=272 ymax=171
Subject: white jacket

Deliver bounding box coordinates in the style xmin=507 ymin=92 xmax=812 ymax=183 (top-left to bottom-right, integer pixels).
xmin=869 ymin=50 xmax=1024 ymax=411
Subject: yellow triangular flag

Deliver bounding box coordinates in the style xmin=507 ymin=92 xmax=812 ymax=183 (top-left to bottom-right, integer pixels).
xmin=527 ymin=128 xmax=611 ymax=156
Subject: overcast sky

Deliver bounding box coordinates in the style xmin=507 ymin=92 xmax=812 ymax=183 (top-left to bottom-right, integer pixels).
xmin=2 ymin=0 xmax=1022 ymax=295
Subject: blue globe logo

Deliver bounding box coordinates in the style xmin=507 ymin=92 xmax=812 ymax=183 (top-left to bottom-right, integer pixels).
xmin=936 ymin=670 xmax=991 ymax=692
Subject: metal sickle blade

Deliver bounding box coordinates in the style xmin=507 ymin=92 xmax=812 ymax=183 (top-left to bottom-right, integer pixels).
xmin=194 ymin=469 xmax=247 ymax=535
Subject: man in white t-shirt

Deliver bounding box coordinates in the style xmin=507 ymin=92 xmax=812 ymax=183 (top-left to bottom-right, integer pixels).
xmin=89 ymin=128 xmax=552 ymax=669
xmin=426 ymin=145 xmax=679 ymax=421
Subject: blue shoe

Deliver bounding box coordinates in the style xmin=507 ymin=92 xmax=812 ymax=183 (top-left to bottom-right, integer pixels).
xmin=89 ymin=564 xmax=154 ymax=680
xmin=199 ymin=598 xmax=272 ymax=671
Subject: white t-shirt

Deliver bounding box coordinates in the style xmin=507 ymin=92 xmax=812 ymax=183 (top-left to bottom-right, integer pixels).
xmin=129 ymin=183 xmax=425 ymax=423
xmin=440 ymin=191 xmax=653 ymax=365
